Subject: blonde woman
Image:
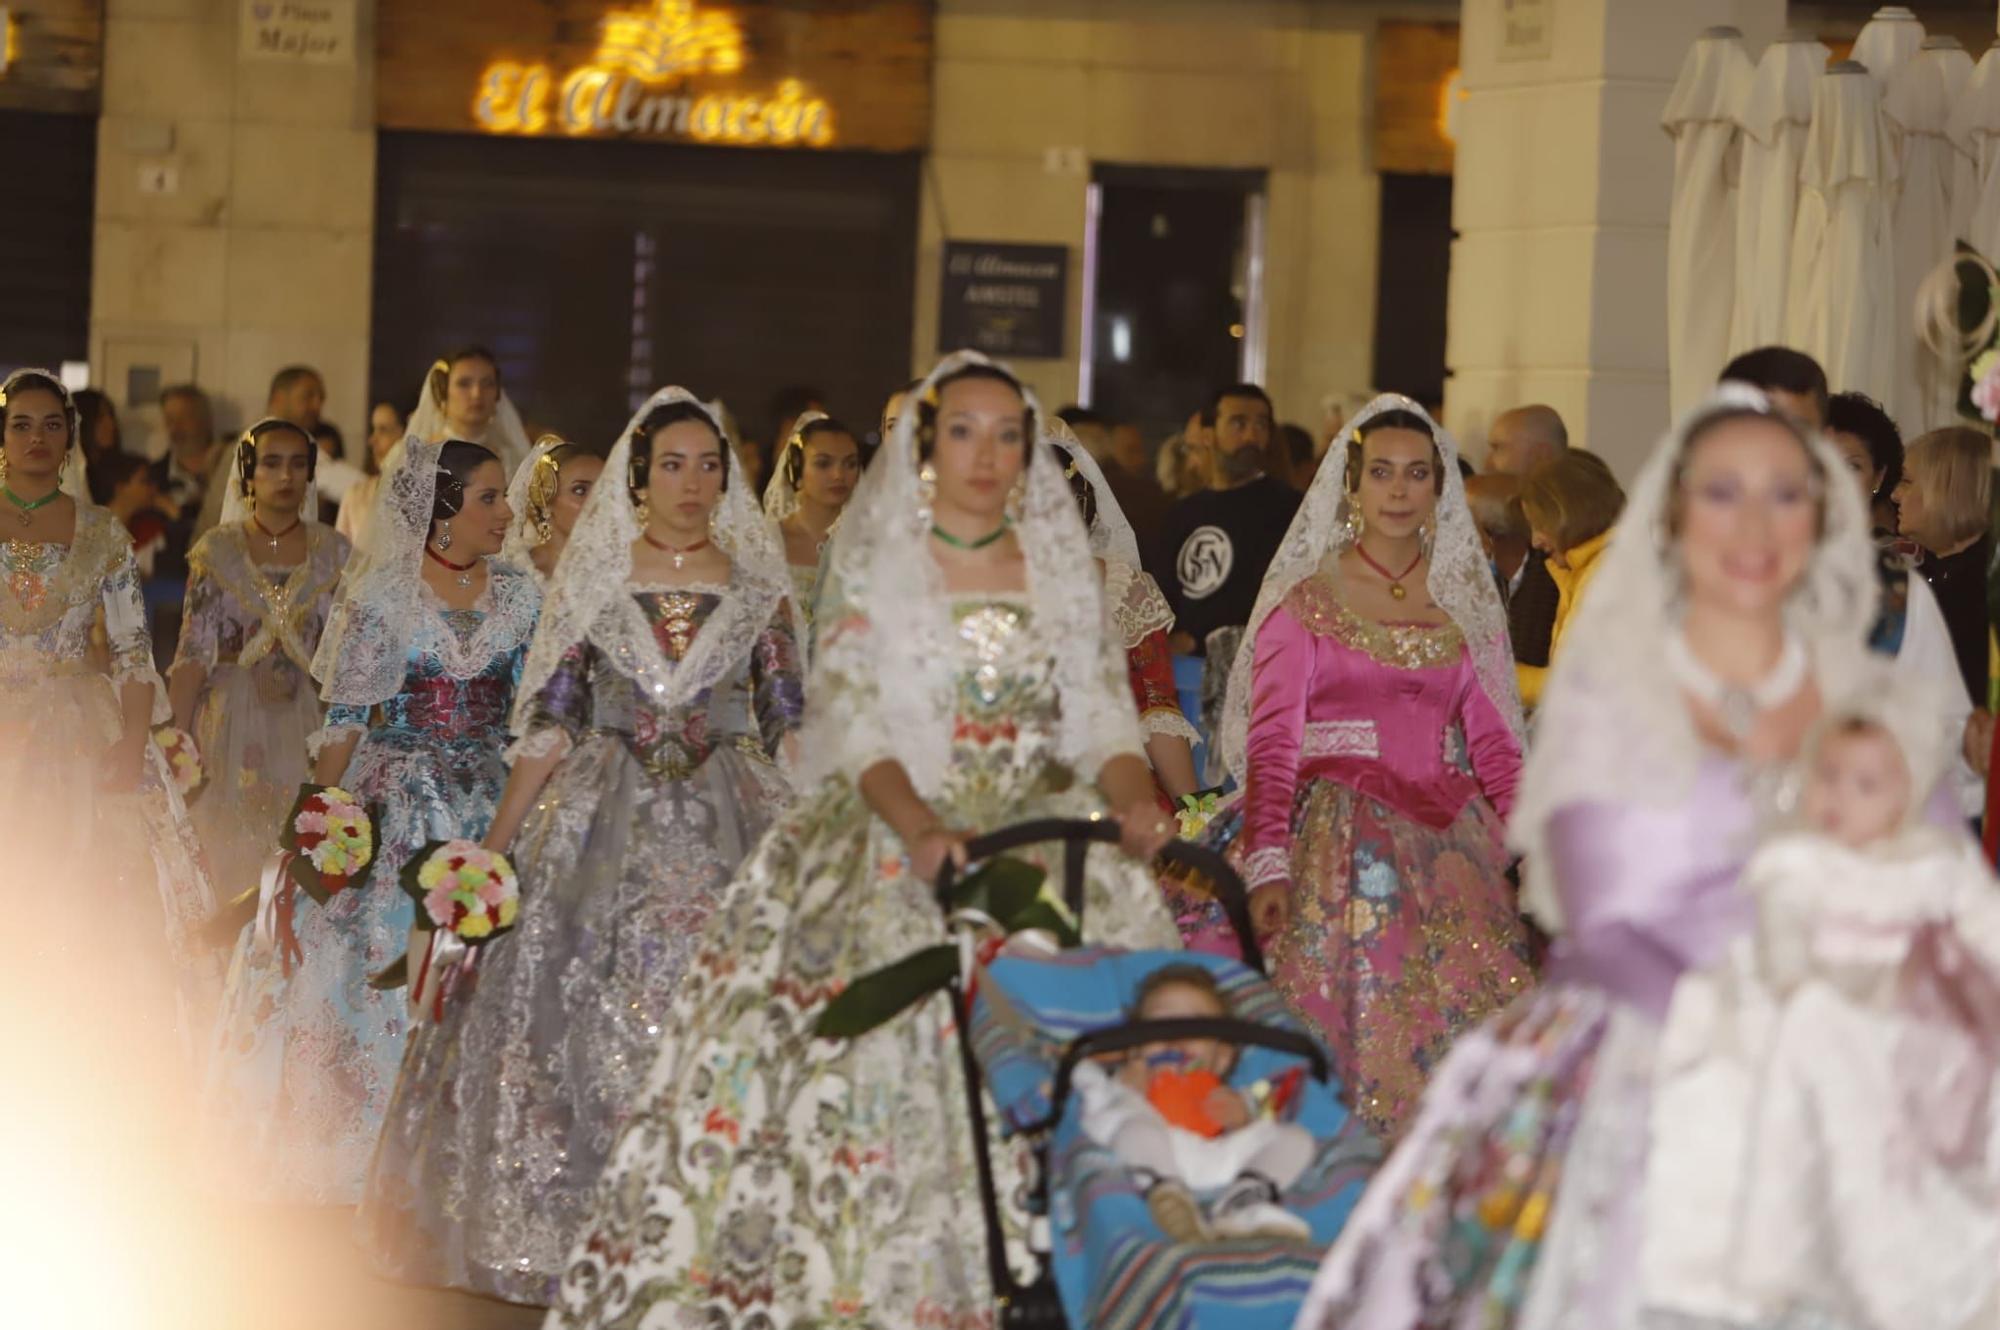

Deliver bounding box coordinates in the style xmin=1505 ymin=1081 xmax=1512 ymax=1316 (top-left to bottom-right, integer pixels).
xmin=1515 ymin=450 xmax=1626 ymax=708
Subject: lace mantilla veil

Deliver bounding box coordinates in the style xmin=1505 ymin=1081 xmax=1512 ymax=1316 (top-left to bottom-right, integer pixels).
xmin=406 ymin=359 xmax=533 ymax=476
xmin=1510 ymin=383 xmax=1879 ymax=930
xmin=217 ymin=418 xmax=322 ymax=529
xmin=1218 ymin=393 xmax=1523 ymax=786
xmin=310 ymin=434 xmax=538 ymax=708
xmin=509 ymin=387 xmax=791 ymax=734
xmin=798 ymin=350 xmax=1138 ymax=795
xmin=498 ymin=435 xmax=563 ymax=571
xmin=1046 ymin=421 xmax=1196 ymax=744
xmin=761 ymin=409 xmax=829 ymax=523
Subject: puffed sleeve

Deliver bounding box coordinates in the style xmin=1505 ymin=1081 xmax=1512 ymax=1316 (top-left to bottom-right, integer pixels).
xmin=1240 ymin=605 xmax=1314 ymax=888
xmin=749 ymin=597 xmax=806 ymax=756
xmin=99 ymin=544 xmax=156 ymax=690
xmin=170 ymin=543 xmax=224 ymax=676
xmin=1458 ymin=659 xmax=1523 ymax=819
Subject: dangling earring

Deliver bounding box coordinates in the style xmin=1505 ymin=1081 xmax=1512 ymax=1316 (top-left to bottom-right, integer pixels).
xmin=1341 ymin=501 xmax=1364 ymax=543
xmin=916 ymin=461 xmax=937 ymax=526
xmin=0 ymin=448 xmax=11 ymax=486
xmin=1419 ymin=519 xmax=1434 ymax=556
xmin=1005 ymin=473 xmax=1026 ymax=523
xmin=436 ymin=522 xmax=452 ymax=551
xmin=635 ymin=495 xmax=650 ymax=527
xmin=534 ymin=511 xmax=553 ymax=543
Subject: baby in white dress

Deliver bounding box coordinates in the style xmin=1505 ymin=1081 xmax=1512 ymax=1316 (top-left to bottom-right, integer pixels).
xmin=1644 ymin=693 xmax=2000 ymax=1330
xmin=1075 ymin=963 xmax=1317 ymax=1243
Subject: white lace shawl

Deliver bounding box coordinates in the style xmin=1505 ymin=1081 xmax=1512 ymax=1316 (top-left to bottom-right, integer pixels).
xmin=1217 ymin=393 xmax=1523 ymax=784
xmin=510 ymin=387 xmax=791 ymax=734
xmin=310 ymin=435 xmax=540 ymax=707
xmin=1045 ymin=419 xmax=1143 ymax=567
xmin=1511 ymin=383 xmax=1880 ymax=931
xmin=796 ymin=350 xmax=1141 ymax=796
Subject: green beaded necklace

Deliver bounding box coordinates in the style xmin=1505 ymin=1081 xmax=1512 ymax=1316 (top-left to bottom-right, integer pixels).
xmin=1 ymin=484 xmax=61 ymax=527
xmin=929 ymin=521 xmax=1010 ymax=551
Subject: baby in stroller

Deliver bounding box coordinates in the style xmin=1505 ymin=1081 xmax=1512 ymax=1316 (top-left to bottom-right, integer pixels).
xmin=1077 ymin=963 xmax=1315 ymax=1243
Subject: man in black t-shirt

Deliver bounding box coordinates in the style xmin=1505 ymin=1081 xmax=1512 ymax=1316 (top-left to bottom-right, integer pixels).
xmin=1151 ymin=383 xmax=1303 ymax=656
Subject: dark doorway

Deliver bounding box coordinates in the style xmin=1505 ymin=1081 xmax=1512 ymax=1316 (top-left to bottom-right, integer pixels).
xmin=1372 ymin=172 xmax=1454 ymax=411
xmin=0 ymin=110 xmax=95 ymax=374
xmin=1086 ymin=164 xmax=1266 ymax=444
xmin=372 ymin=132 xmax=920 ymax=452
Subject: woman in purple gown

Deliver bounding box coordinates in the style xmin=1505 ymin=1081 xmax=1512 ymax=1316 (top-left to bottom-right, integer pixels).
xmin=1297 ymin=384 xmax=1881 ymax=1330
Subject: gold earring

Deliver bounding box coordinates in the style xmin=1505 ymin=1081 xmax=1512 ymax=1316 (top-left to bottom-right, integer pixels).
xmin=1005 ymin=473 xmax=1026 ymax=523
xmin=916 ymin=462 xmax=937 ymax=526
xmin=436 ymin=522 xmax=452 ymax=551
xmin=0 ymin=450 xmax=10 ymax=485
xmin=534 ymin=510 xmax=553 ymax=543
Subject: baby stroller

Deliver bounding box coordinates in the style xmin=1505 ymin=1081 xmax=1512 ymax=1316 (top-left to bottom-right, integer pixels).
xmin=936 ymin=819 xmax=1380 ymax=1330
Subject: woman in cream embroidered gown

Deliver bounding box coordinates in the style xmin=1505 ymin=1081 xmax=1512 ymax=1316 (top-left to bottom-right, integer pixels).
xmin=1178 ymin=397 xmax=1532 ymax=1138
xmin=0 ymin=367 xmax=217 ymax=1037
xmin=1296 ymin=386 xmax=1882 ymax=1330
xmin=168 ymin=418 xmax=349 ymax=903
xmin=543 ymin=352 xmax=1181 ymax=1330
xmin=762 ymin=410 xmax=865 ymax=650
xmin=359 ymin=391 xmax=803 ymax=1304
xmin=206 ymin=437 xmax=539 ymax=1203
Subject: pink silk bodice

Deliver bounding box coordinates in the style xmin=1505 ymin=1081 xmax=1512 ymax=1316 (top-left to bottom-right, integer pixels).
xmin=1241 ymin=576 xmax=1522 ymax=884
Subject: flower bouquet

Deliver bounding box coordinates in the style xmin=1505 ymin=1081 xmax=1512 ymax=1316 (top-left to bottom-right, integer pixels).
xmin=387 ymin=840 xmax=522 ymax=1020
xmin=152 ymin=725 xmax=204 ymax=799
xmin=254 ymin=784 xmax=378 ymax=974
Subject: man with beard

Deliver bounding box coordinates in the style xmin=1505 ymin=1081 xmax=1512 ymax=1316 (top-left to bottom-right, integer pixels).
xmin=1151 ymin=383 xmax=1301 ymax=658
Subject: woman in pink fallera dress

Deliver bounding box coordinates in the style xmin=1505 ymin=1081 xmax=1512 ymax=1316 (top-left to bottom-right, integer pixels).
xmin=1194 ymin=395 xmax=1534 ymax=1138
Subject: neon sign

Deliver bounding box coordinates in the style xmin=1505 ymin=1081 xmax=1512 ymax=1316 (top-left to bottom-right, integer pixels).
xmin=472 ymin=0 xmax=835 ymax=148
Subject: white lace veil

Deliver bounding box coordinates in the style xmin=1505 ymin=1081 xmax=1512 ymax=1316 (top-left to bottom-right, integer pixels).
xmin=406 ymin=357 xmax=533 ymax=476
xmin=217 ymin=417 xmax=322 ymax=530
xmin=1217 ymin=393 xmax=1522 ymax=784
xmin=798 ymin=350 xmax=1131 ymax=794
xmin=510 ymin=387 xmax=790 ymax=733
xmin=1044 ymin=418 xmax=1143 ymax=568
xmin=498 ymin=435 xmax=564 ymax=570
xmin=1511 ymin=383 xmax=1879 ymax=930
xmin=311 ymin=434 xmax=482 ymax=706
xmin=761 ymin=409 xmax=828 ymax=523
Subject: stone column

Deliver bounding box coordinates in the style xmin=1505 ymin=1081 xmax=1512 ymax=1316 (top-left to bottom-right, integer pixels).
xmin=92 ymin=0 xmax=376 ymax=453
xmin=1446 ymin=0 xmax=1784 ymax=477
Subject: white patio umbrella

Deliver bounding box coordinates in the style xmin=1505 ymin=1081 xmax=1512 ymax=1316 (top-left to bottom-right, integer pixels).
xmin=1787 ymin=61 xmax=1898 ymax=405
xmin=1952 ymin=41 xmax=2000 ymax=263
xmin=1664 ymin=26 xmax=1755 ymax=416
xmin=1884 ymin=39 xmax=1970 ymax=429
xmin=1731 ymin=32 xmax=1828 ymax=357
xmin=1852 ymin=5 xmax=1927 ymax=84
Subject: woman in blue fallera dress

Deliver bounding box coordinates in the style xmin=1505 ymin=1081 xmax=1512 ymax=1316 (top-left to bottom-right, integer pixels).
xmin=206 ymin=436 xmax=540 ymax=1203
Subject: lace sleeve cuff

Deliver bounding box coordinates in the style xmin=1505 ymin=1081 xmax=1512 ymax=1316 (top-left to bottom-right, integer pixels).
xmin=1242 ymin=845 xmax=1291 ymax=888
xmin=307 ymin=723 xmax=365 ymax=761
xmin=505 ymin=726 xmax=574 ymax=765
xmin=1140 ymin=706 xmax=1201 ymax=745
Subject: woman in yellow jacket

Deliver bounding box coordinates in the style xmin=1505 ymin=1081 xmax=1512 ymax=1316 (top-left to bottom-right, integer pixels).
xmin=1516 ymin=450 xmax=1625 ymax=708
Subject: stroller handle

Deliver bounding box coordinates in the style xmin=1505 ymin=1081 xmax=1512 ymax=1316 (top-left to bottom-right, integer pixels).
xmin=1036 ymin=1016 xmax=1331 ymax=1138
xmin=933 ymin=817 xmax=1266 ymax=975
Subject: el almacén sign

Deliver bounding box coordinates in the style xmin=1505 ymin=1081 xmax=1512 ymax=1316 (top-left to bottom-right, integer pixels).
xmin=473 ymin=0 xmax=835 ymax=148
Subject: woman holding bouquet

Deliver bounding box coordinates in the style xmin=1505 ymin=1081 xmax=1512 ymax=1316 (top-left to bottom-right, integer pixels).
xmin=358 ymin=389 xmax=803 ymax=1303
xmin=206 ymin=436 xmax=539 ymax=1203
xmin=0 ymin=368 xmax=218 ymax=1041
xmin=544 ymin=352 xmax=1182 ymax=1330
xmin=167 ymin=418 xmax=349 ymax=903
